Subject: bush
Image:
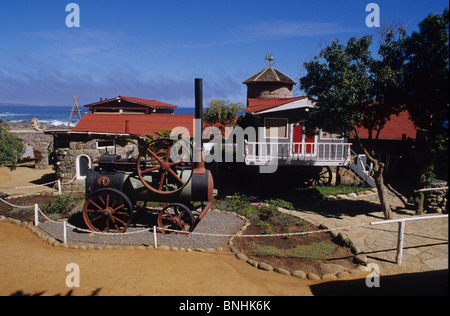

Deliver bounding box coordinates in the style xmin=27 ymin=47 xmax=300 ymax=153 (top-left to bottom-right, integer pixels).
xmin=42 ymin=194 xmax=83 ymax=215
xmin=225 ymin=193 xmax=251 ymax=213
xmin=269 ymin=213 xmax=295 ymax=226
xmin=266 ymin=198 xmax=294 ymax=210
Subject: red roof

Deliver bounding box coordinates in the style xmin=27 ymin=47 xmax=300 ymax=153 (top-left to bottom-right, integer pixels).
xmin=247 ymin=97 xmax=307 ymax=114
xmin=356 ymin=111 xmax=418 ymax=140
xmin=83 ymin=96 xmax=178 ymax=109
xmin=72 ymin=113 xmax=195 ymax=137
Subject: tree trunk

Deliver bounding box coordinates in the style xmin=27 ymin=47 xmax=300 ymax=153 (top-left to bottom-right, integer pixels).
xmin=373 ymin=162 xmax=393 ymax=220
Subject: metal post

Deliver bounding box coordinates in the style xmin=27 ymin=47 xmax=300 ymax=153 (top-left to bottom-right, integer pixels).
xmin=396 ymin=221 xmax=405 ymax=265
xmin=34 ymin=204 xmax=39 ymax=226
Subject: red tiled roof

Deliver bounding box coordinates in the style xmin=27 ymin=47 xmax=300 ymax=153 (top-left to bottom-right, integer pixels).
xmin=72 ymin=113 xmax=195 ymax=137
xmin=246 ymin=97 xmax=307 ymax=114
xmin=356 ymin=111 xmax=418 ymax=140
xmin=83 ymin=96 xmax=178 ymax=109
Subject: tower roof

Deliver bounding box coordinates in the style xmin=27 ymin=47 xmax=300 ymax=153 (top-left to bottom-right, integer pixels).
xmin=243 ymin=66 xmax=297 ymax=85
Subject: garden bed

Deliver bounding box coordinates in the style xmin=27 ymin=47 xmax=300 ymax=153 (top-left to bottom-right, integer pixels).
xmin=217 ymin=194 xmax=359 ymax=276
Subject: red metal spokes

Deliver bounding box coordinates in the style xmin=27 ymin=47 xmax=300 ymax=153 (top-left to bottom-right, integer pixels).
xmin=137 ymin=138 xmax=193 ymax=195
xmin=156 ymin=203 xmax=194 ymax=235
xmin=82 ymin=188 xmax=134 ymax=233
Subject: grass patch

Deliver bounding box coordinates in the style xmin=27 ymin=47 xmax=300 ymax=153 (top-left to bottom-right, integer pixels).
xmin=252 ymin=241 xmax=337 ymax=259
xmin=296 ymin=184 xmax=371 ymax=197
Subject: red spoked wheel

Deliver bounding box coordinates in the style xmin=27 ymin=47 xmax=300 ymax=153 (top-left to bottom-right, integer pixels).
xmin=82 ymin=188 xmax=134 ymax=233
xmin=137 ymin=138 xmax=193 ymax=195
xmin=157 ymin=203 xmax=194 ymax=235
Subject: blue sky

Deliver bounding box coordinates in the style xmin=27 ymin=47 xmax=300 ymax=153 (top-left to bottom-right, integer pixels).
xmin=0 ymin=0 xmax=448 ymax=107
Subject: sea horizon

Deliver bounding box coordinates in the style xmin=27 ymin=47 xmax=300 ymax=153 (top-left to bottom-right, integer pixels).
xmin=0 ymin=104 xmax=196 ymax=126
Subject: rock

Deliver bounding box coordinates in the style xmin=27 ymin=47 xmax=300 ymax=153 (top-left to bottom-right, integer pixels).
xmin=292 ymin=270 xmax=307 ymax=279
xmin=347 ymin=193 xmax=358 ymax=198
xmin=229 ymin=246 xmax=239 ymax=254
xmin=337 ymin=271 xmax=350 ymax=279
xmin=322 ymin=274 xmax=337 ymax=281
xmin=158 ymin=245 xmax=170 ymax=251
xmin=235 ymin=252 xmax=248 ymax=261
xmin=354 ymin=254 xmax=368 ymax=265
xmin=336 ymin=194 xmax=348 ymax=200
xmin=0 ymin=215 xmax=6 ymax=221
xmin=247 ymin=259 xmax=258 ymax=267
xmin=307 ymin=273 xmax=321 ymax=280
xmin=274 ymin=267 xmax=290 ymax=275
xmin=258 ymin=262 xmax=273 ymax=272
xmin=327 ymin=195 xmax=337 ymax=201
xmin=320 ymin=263 xmax=346 ymax=275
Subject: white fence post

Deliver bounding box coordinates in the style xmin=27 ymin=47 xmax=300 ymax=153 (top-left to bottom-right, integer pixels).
xmin=153 ymin=226 xmax=158 ymax=249
xmin=57 ymin=180 xmax=62 ymax=194
xmin=34 ymin=204 xmax=39 ymax=226
xmin=63 ymin=221 xmax=67 ymax=244
xmin=396 ymin=221 xmax=405 ymax=265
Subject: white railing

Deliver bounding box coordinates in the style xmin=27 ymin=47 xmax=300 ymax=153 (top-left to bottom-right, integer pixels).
xmin=244 ymin=141 xmax=352 ymax=166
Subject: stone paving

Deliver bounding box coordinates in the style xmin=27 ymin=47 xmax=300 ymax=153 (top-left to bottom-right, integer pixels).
xmin=282 ymin=190 xmax=448 ymax=276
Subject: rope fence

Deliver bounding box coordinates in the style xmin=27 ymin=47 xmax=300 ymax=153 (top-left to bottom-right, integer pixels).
xmin=0 ymin=175 xmax=77 ymax=193
xmin=1 ymin=196 xmax=448 ymax=265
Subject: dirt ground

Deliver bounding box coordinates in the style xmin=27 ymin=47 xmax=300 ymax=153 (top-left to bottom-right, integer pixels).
xmin=0 ymin=220 xmax=325 ymax=296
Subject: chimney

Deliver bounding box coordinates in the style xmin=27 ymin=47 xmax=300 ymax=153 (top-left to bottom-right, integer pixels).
xmin=194 ymin=78 xmax=205 ymax=174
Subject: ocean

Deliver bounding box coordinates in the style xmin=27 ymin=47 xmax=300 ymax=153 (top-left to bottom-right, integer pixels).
xmin=0 ymin=104 xmax=195 ymax=126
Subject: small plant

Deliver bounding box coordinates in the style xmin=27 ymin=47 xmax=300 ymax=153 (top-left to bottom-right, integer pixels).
xmin=261 ymin=229 xmax=275 ymax=235
xmin=268 ymin=213 xmax=295 ymax=226
xmin=266 ymin=198 xmax=294 ymax=210
xmin=257 ymin=221 xmax=270 ymax=227
xmin=225 ymin=192 xmax=251 ymax=213
xmin=42 ymin=194 xmax=83 ymax=215
xmin=296 ymin=219 xmax=306 ymax=226
xmin=258 ymin=204 xmax=278 ymax=216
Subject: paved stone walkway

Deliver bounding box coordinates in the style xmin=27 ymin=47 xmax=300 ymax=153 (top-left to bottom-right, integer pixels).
xmin=282 ymin=190 xmax=448 ymax=276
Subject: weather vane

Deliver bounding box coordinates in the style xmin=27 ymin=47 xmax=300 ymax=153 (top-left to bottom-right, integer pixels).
xmin=265 ymin=52 xmax=276 ymax=66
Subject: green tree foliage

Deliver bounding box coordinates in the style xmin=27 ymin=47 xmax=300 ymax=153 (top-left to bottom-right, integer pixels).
xmin=0 ymin=122 xmax=24 ymax=170
xmin=400 ymin=9 xmax=449 ymax=213
xmin=402 ymin=8 xmax=449 ymax=153
xmin=203 ymin=99 xmax=244 ymax=136
xmin=300 ymin=35 xmax=404 ymax=219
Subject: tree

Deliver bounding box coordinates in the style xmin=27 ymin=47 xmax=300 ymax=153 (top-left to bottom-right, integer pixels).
xmin=300 ymin=34 xmax=405 ymax=220
xmin=401 ymin=9 xmax=449 ymax=213
xmin=0 ymin=122 xmax=24 ymax=170
xmin=203 ymin=99 xmax=244 ymax=136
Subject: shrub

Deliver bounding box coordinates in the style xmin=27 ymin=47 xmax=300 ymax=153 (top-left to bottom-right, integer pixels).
xmin=266 ymin=198 xmax=294 ymax=210
xmin=269 ymin=213 xmax=295 ymax=226
xmin=42 ymin=194 xmax=83 ymax=215
xmin=225 ymin=192 xmax=251 ymax=213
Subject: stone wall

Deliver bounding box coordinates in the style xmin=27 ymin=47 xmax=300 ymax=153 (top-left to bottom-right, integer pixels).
xmin=424 ymin=180 xmax=448 ymax=213
xmin=246 ymin=82 xmax=293 ymax=99
xmin=11 ymin=129 xmax=54 ymax=166
xmin=52 ymin=133 xmax=138 ymax=192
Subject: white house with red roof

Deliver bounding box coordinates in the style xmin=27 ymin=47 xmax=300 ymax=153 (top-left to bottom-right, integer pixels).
xmin=242 ymin=65 xmax=352 ymax=172
xmin=241 ymin=60 xmax=418 ymax=186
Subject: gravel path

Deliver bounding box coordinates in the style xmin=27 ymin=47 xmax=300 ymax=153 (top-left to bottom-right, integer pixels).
xmin=37 ymin=209 xmax=245 ymax=249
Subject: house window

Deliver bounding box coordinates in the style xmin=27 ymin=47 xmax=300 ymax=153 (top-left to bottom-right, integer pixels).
xmin=76 ymin=155 xmax=91 ymax=180
xmin=264 ymin=118 xmax=288 ymax=139
xmin=96 ymin=140 xmax=115 ymax=149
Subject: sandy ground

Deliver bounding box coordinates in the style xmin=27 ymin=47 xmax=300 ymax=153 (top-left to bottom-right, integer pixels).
xmin=0 ymin=221 xmax=323 ymax=296
xmin=0 ymin=166 xmax=56 ymax=196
